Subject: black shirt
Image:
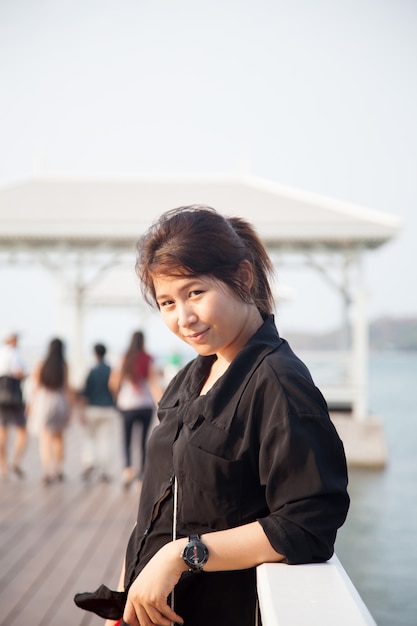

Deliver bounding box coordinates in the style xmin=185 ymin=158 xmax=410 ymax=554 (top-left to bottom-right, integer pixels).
xmin=123 ymin=315 xmax=349 ymax=626
xmin=83 ymin=361 xmax=114 ymax=407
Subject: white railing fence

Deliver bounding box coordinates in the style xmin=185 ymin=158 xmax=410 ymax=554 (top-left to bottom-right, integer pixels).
xmin=257 ymin=554 xmax=377 ymax=626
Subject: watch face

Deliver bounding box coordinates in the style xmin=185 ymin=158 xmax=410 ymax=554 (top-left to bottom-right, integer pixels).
xmin=183 ymin=540 xmax=208 ymax=569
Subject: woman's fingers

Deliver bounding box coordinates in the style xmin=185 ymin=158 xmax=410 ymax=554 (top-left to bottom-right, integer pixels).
xmin=146 ymin=601 xmax=183 ymax=626
xmin=123 ymin=598 xmax=183 ymax=626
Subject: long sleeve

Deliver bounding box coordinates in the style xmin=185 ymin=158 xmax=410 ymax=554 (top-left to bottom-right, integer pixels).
xmin=254 ymin=360 xmax=349 ymax=563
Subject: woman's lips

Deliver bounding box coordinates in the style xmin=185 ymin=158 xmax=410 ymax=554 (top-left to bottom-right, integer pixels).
xmin=185 ymin=328 xmax=209 ymax=342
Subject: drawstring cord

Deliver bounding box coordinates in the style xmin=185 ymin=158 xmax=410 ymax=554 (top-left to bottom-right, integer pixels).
xmin=173 ymin=475 xmax=178 ymax=542
xmin=171 ymin=475 xmax=178 ymax=626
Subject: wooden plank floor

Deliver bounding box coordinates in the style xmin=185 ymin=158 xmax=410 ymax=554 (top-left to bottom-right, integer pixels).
xmin=0 ymin=421 xmax=141 ymax=626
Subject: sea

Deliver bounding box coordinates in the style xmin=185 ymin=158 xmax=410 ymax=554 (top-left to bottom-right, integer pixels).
xmin=334 ymin=351 xmax=417 ymax=626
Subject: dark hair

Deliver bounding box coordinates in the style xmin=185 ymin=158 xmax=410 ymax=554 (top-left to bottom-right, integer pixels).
xmin=121 ymin=331 xmax=147 ymax=382
xmin=94 ymin=343 xmax=106 ymax=359
xmin=135 ymin=205 xmax=275 ymax=317
xmin=40 ymin=338 xmax=66 ymax=390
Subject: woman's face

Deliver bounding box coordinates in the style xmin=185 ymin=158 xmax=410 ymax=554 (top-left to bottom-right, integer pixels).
xmin=153 ymin=271 xmax=262 ymax=363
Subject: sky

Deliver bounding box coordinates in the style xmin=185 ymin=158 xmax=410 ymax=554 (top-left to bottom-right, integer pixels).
xmin=0 ymin=0 xmax=416 ymax=364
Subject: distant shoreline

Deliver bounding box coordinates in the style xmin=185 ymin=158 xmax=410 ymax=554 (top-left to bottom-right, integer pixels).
xmin=285 ymin=315 xmax=417 ymax=352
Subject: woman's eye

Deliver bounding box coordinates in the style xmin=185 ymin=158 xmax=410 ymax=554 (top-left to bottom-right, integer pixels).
xmin=189 ymin=290 xmax=203 ymax=297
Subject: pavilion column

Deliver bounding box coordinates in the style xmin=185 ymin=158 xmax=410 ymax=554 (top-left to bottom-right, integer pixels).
xmin=351 ymin=247 xmax=369 ymax=421
xmin=38 ymin=249 xmax=86 ymax=389
xmin=72 ymin=269 xmax=86 ymax=389
xmin=53 ymin=274 xmax=85 ymax=389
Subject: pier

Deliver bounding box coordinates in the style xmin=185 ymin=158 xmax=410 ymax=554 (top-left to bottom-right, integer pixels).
xmin=0 ymin=423 xmax=136 ymax=626
xmin=1 ymin=422 xmax=376 ymax=626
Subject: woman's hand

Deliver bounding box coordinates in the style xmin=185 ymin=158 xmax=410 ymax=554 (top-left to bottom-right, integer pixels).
xmin=122 ymin=522 xmax=284 ymax=625
xmin=123 ymin=540 xmax=187 ymax=626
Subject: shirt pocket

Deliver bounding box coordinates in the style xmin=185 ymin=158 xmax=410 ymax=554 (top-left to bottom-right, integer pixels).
xmin=176 ymin=443 xmax=243 ymax=530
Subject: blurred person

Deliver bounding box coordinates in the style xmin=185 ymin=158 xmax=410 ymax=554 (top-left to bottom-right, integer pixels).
xmin=110 ymin=331 xmax=163 ymax=488
xmin=79 ymin=343 xmax=118 ymax=482
xmin=28 ymin=338 xmax=72 ymax=485
xmin=162 ymin=350 xmax=182 ymax=388
xmin=0 ymin=329 xmax=27 ymax=479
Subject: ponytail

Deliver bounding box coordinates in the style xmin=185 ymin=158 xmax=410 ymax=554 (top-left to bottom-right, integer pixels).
xmin=227 ymin=216 xmax=275 ymax=317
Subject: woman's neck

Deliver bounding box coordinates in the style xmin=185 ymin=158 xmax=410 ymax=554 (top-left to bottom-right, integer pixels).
xmin=199 ymin=307 xmax=264 ymax=395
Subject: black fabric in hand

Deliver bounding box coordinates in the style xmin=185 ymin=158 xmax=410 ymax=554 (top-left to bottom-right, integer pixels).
xmin=74 ymin=584 xmax=127 ymax=619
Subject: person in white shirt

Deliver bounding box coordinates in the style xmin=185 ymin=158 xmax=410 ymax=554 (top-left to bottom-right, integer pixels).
xmin=0 ymin=329 xmax=27 ymax=479
xmin=110 ymin=331 xmax=163 ymax=488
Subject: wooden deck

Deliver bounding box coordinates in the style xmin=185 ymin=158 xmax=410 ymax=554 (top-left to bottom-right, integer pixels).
xmin=0 ymin=421 xmax=140 ymax=626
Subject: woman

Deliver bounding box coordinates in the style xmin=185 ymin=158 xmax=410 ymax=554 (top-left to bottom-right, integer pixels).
xmin=111 ymin=331 xmax=163 ymax=487
xmin=75 ymin=206 xmax=349 ymax=626
xmin=28 ymin=338 xmax=72 ymax=485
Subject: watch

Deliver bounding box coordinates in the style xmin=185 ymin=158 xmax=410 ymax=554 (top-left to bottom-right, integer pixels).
xmin=181 ymin=534 xmax=209 ymax=572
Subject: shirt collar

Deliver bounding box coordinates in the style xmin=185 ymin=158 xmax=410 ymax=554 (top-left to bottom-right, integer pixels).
xmin=180 ymin=315 xmax=281 ymax=430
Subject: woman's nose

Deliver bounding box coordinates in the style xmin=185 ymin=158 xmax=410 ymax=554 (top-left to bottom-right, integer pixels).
xmin=177 ymin=303 xmax=197 ymax=327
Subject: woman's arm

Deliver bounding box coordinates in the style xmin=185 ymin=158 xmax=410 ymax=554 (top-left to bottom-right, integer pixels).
xmin=123 ymin=521 xmax=284 ymax=626
xmin=201 ymin=521 xmax=285 ymax=571
xmin=25 ymin=362 xmax=41 ymax=416
xmin=63 ymin=363 xmax=76 ymax=408
xmin=109 ymin=367 xmax=122 ymax=398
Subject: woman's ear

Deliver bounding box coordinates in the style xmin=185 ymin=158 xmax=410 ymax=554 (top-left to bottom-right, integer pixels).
xmin=238 ymin=259 xmax=254 ymax=291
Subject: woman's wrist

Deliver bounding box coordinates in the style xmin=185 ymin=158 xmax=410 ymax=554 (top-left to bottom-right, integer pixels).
xmin=175 ymin=538 xmax=189 ymax=572
xmin=159 ymin=538 xmax=189 ymax=574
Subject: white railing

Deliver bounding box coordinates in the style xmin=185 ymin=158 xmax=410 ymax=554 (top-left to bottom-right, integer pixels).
xmin=257 ymin=554 xmax=377 ymax=626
